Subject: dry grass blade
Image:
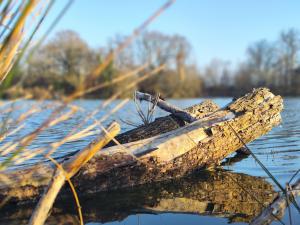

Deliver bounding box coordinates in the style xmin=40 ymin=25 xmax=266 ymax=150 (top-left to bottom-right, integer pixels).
xmin=68 ymin=63 xmax=148 ymax=100
xmin=251 ymin=179 xmax=300 ymax=225
xmin=224 ymin=170 xmax=285 ymax=225
xmin=14 ymin=147 xmax=44 ymax=165
xmin=47 ymin=105 xmax=78 ymax=127
xmin=30 ymin=0 xmax=74 ymax=51
xmin=46 ymin=99 xmax=129 ymax=157
xmin=0 ymin=103 xmax=78 ymax=169
xmin=10 ymin=0 xmax=73 ymax=88
xmin=0 ymin=123 xmax=24 ymax=142
xmin=0 ymin=1 xmax=14 ymax=27
xmin=0 ymin=0 xmax=39 ymax=83
xmin=46 ymin=156 xmax=84 ymax=225
xmin=101 ymin=64 xmax=165 ymax=108
xmin=85 ymin=0 xmax=175 ymax=82
xmin=229 ymin=123 xmax=300 ymax=218
xmin=0 ymin=142 xmax=18 ymax=156
xmin=10 ymin=0 xmax=56 ymax=70
xmin=0 ymin=102 xmax=50 ymax=143
xmin=0 ymin=2 xmax=25 ymax=40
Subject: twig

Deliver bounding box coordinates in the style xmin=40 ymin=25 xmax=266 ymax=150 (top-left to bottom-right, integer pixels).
xmin=135 ymin=91 xmax=197 ymax=123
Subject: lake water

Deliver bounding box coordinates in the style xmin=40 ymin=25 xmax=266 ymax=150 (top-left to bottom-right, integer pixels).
xmin=0 ymin=97 xmax=299 ymax=224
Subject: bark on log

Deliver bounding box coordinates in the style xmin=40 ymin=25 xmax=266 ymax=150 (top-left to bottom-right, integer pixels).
xmin=0 ymin=88 xmax=283 ymax=204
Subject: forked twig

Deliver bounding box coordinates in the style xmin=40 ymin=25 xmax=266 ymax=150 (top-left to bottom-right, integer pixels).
xmin=135 ymin=91 xmax=197 ymax=123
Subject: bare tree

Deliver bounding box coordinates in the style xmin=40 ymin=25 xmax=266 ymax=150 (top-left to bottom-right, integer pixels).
xmin=234 ymin=62 xmax=253 ymax=93
xmin=277 ymin=28 xmax=300 ymax=89
xmin=246 ymin=40 xmax=276 ymax=86
xmin=202 ymin=58 xmax=231 ymax=87
xmin=26 ymin=30 xmax=100 ymax=94
xmin=136 ymin=31 xmax=192 ymax=68
xmin=112 ymin=31 xmax=201 ymax=97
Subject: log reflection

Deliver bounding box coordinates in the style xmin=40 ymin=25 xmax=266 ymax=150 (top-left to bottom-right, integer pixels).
xmin=0 ymin=170 xmax=277 ymax=225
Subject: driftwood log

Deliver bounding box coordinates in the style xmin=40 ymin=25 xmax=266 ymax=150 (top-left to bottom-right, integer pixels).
xmin=0 ymin=88 xmax=283 ymax=204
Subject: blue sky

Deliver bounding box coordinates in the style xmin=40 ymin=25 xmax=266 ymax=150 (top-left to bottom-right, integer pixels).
xmin=37 ymin=0 xmax=300 ymax=67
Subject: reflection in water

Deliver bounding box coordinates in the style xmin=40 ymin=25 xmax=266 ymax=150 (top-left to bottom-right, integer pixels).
xmin=0 ymin=170 xmax=276 ymax=225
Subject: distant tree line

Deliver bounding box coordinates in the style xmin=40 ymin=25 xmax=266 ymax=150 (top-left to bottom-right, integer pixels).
xmin=3 ymin=28 xmax=300 ymax=99
xmin=202 ymin=28 xmax=300 ymax=96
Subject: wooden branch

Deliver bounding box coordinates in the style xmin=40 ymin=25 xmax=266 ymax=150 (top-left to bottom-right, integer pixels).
xmin=135 ymin=91 xmax=197 ymax=123
xmin=28 ymin=122 xmax=120 ymax=225
xmin=250 ymin=179 xmax=300 ymax=225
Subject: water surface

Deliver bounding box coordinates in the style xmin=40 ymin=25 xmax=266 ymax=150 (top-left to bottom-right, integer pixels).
xmin=0 ymin=97 xmax=299 ymax=224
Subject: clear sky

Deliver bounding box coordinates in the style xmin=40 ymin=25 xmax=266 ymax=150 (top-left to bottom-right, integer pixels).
xmin=37 ymin=0 xmax=300 ymax=67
